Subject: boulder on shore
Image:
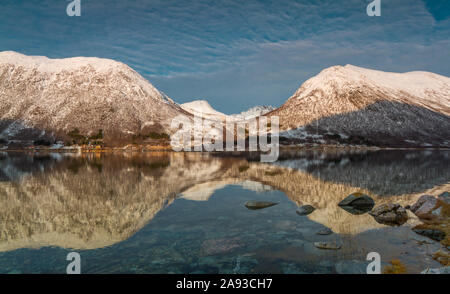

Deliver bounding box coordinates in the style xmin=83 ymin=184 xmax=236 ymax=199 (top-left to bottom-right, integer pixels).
xmin=369 ymin=203 xmax=408 ymax=226
xmin=410 ymin=195 xmax=439 ymax=219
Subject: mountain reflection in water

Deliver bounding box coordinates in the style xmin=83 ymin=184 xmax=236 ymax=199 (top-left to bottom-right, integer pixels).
xmin=0 ymin=150 xmax=448 ymax=273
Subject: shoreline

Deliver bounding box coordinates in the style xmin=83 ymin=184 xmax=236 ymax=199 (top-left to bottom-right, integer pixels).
xmin=1 ymin=144 xmax=450 ymax=154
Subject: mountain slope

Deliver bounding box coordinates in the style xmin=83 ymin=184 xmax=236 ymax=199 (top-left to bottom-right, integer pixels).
xmin=0 ymin=51 xmax=187 ymax=146
xmin=271 ymin=65 xmax=450 ymax=147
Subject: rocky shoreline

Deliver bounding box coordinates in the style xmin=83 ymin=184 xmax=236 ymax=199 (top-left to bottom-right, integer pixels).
xmin=250 ymin=191 xmax=450 ymax=273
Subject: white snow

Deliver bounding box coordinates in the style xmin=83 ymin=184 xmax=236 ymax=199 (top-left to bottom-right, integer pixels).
xmin=295 ymin=64 xmax=450 ymax=108
xmin=0 ymin=51 xmax=168 ymax=103
xmin=181 ymin=100 xmax=227 ymax=118
xmin=229 ymin=105 xmax=275 ymax=120
xmin=0 ymin=51 xmax=124 ymax=73
xmin=181 ymin=100 xmax=274 ymax=121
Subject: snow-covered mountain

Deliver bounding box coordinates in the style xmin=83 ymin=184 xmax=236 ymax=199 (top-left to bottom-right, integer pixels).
xmin=181 ymin=100 xmax=227 ymax=120
xmin=271 ymin=65 xmax=450 ymax=147
xmin=229 ymin=105 xmax=275 ymax=120
xmin=1 ymin=52 xmax=448 ymax=149
xmin=0 ymin=51 xmax=187 ymax=146
xmin=181 ymin=100 xmax=274 ymax=121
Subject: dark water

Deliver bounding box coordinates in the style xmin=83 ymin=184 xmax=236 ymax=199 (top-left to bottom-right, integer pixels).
xmin=0 ymin=150 xmax=448 ymax=274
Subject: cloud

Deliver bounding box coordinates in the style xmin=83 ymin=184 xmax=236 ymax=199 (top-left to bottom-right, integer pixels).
xmin=0 ymin=0 xmax=448 ymax=113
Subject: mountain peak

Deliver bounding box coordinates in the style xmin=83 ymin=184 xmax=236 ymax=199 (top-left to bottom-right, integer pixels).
xmin=181 ymin=100 xmax=227 ymax=117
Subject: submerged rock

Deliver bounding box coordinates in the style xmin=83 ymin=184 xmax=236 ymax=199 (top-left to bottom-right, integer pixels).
xmin=410 ymin=195 xmax=439 ymax=219
xmin=413 ymin=237 xmax=435 ymax=245
xmin=244 ymin=201 xmax=278 ymax=210
xmin=412 ymin=228 xmax=446 ymax=241
xmin=201 ymin=237 xmax=243 ymax=255
xmin=369 ymin=203 xmax=408 ymax=226
xmin=314 ymin=242 xmax=341 ymax=250
xmin=339 ymin=205 xmax=373 ymax=215
xmin=296 ymin=205 xmax=316 ymax=216
xmin=338 ymin=193 xmax=375 ymax=214
xmin=316 ymin=228 xmax=333 ymax=235
xmin=421 ymin=266 xmax=450 ymax=274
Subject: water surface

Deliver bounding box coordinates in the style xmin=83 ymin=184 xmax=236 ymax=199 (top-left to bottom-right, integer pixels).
xmin=0 ymin=150 xmax=448 ymax=273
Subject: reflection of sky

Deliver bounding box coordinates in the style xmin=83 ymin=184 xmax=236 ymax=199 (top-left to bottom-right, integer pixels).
xmin=0 ymin=0 xmax=449 ymax=113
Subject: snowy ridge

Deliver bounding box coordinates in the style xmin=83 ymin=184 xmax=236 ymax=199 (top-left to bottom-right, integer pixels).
xmin=229 ymin=105 xmax=275 ymax=120
xmin=292 ymin=65 xmax=450 ymax=113
xmin=0 ymin=51 xmax=169 ymax=103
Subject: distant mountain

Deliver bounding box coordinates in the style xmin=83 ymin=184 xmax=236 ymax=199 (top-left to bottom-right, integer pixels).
xmin=181 ymin=100 xmax=227 ymax=120
xmin=270 ymin=65 xmax=450 ymax=147
xmin=229 ymin=105 xmax=275 ymax=121
xmin=0 ymin=51 xmax=187 ymax=146
xmin=181 ymin=100 xmax=274 ymax=121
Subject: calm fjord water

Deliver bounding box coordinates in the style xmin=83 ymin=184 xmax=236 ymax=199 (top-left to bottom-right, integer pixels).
xmin=0 ymin=150 xmax=448 ymax=273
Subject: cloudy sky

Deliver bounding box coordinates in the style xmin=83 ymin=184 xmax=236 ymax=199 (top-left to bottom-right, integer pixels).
xmin=1 ymin=0 xmax=449 ymax=113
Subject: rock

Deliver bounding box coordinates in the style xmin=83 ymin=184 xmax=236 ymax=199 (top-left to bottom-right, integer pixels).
xmin=314 ymin=242 xmax=341 ymax=250
xmin=296 ymin=205 xmax=316 ymax=216
xmin=421 ymin=266 xmax=450 ymax=274
xmin=412 ymin=228 xmax=446 ymax=241
xmin=316 ymin=228 xmax=333 ymax=235
xmin=369 ymin=203 xmax=408 ymax=226
xmin=411 ymin=195 xmax=434 ymax=211
xmin=438 ymin=192 xmax=450 ymax=205
xmin=244 ymin=201 xmax=278 ymax=210
xmin=410 ymin=195 xmax=438 ymax=218
xmin=338 ymin=193 xmax=374 ymax=214
xmin=413 ymin=237 xmax=435 ymax=245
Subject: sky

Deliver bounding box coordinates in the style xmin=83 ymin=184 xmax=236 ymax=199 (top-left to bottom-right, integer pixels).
xmin=0 ymin=0 xmax=449 ymax=113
